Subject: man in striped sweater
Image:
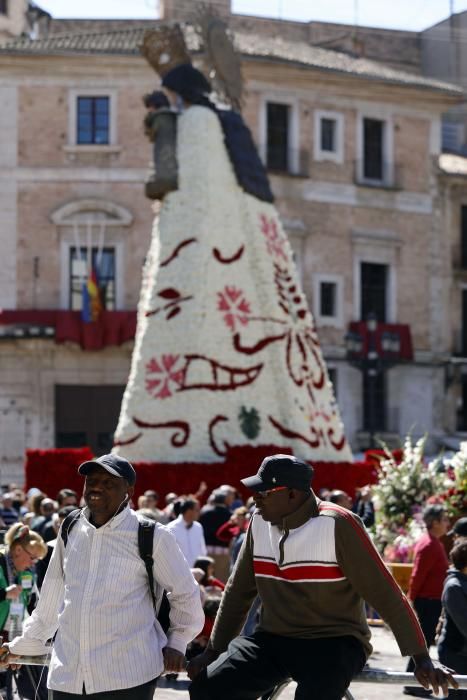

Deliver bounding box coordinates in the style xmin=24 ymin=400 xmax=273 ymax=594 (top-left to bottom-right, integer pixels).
xmin=188 ymin=454 xmax=458 ymax=700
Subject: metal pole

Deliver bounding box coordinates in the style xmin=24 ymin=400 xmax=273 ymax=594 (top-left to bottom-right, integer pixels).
xmin=366 ymin=321 xmax=378 ymax=449
xmin=367 ymin=365 xmax=377 ymax=449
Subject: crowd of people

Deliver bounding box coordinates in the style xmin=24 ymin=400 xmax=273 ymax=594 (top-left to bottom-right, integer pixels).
xmin=0 ymin=463 xmax=464 ymax=698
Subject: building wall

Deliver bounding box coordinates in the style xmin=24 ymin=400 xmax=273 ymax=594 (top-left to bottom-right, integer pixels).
xmin=0 ymin=26 xmax=460 ymax=480
xmin=0 ymin=341 xmax=132 ymax=484
xmin=0 ymin=0 xmax=27 ymax=40
xmin=0 ymin=85 xmax=18 ymax=308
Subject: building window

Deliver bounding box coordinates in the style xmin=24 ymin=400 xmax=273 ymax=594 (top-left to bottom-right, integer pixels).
xmin=360 ymin=262 xmax=388 ymax=322
xmin=77 ymin=96 xmax=110 ymax=145
xmin=363 ymin=118 xmax=384 ymax=180
xmin=442 ymin=120 xmax=464 ymax=154
xmin=461 ymin=207 xmax=467 ymax=269
xmin=266 ymin=102 xmax=290 ymax=172
xmin=69 ymin=246 xmax=115 ymax=311
xmin=320 ymin=281 xmax=336 ymax=317
xmin=321 ymin=119 xmax=335 ymax=152
xmin=314 ymin=111 xmax=344 ymax=163
xmin=314 ymin=274 xmax=343 ymax=327
xmin=0 ymin=0 xmax=7 ymax=15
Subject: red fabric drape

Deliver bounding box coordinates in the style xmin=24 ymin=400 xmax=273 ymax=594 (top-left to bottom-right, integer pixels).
xmin=0 ymin=310 xmax=136 ymax=351
xmin=348 ymin=322 xmax=413 ymax=361
xmin=25 ymin=446 xmax=378 ymax=504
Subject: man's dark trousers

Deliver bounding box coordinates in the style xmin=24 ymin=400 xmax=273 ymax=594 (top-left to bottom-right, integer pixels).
xmin=50 ymin=677 xmax=157 ymax=699
xmin=406 ymin=598 xmax=441 ymax=673
xmin=190 ymin=631 xmax=366 ymax=700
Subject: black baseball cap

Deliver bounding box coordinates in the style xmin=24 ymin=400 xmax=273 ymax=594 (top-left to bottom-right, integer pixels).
xmin=241 ymin=454 xmax=313 ymax=493
xmin=448 ymin=517 xmax=467 ymax=537
xmin=78 ymin=454 xmax=136 ymax=486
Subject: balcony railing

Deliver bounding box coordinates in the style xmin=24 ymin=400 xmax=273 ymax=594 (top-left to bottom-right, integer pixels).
xmin=346 ymin=321 xmax=413 ymax=362
xmin=353 ymin=159 xmax=403 ymax=190
xmin=0 ymin=309 xmax=136 ymax=351
xmin=260 ymin=145 xmax=310 ymax=178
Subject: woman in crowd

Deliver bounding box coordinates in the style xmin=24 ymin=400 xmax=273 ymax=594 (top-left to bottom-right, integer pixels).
xmin=193 ymin=556 xmax=225 ymax=592
xmin=438 ymin=539 xmax=467 ymax=698
xmin=0 ymin=523 xmax=47 ymax=699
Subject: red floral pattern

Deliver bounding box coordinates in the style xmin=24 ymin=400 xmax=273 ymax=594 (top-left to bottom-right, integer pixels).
xmin=217 ymin=286 xmax=251 ymax=331
xmin=145 ymin=354 xmax=185 ymax=399
xmin=260 ymin=214 xmax=288 ymax=261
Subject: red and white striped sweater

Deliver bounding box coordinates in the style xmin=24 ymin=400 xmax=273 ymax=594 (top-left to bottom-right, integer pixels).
xmin=210 ymin=494 xmax=427 ymax=659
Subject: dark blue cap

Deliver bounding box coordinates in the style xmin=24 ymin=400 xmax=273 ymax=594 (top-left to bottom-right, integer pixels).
xmin=448 ymin=517 xmax=467 ymax=537
xmin=78 ymin=454 xmax=136 ymax=486
xmin=241 ymin=454 xmax=313 ymax=492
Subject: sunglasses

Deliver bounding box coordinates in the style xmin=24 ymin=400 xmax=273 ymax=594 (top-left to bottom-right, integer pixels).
xmin=256 ymin=486 xmax=289 ymax=498
xmin=20 ymin=546 xmax=38 ymax=562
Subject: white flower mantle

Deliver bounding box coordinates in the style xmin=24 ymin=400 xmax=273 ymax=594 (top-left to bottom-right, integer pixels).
xmin=114 ymin=106 xmax=351 ymax=463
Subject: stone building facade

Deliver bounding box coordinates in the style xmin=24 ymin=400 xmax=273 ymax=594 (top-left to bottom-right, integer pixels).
xmin=0 ymin=0 xmax=464 ymax=482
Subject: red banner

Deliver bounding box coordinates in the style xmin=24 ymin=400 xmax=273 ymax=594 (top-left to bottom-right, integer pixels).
xmin=25 ymin=446 xmax=378 ymax=504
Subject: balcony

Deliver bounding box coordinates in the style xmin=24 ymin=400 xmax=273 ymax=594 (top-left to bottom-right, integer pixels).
xmin=0 ymin=310 xmax=136 ymax=351
xmin=346 ymin=321 xmax=413 ymax=362
xmin=353 ymin=159 xmax=403 ymax=190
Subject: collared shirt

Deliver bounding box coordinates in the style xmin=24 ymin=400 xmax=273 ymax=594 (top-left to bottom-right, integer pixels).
xmin=166 ymin=516 xmax=207 ymax=567
xmin=9 ymin=506 xmax=204 ymax=694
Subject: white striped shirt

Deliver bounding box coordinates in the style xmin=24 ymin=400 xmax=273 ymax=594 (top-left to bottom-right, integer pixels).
xmin=8 ymin=506 xmax=204 ymax=694
xmin=166 ymin=516 xmax=207 ymax=567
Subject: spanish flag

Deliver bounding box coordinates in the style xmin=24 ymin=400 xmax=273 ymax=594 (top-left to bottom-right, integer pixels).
xmin=82 ymin=265 xmax=103 ymax=323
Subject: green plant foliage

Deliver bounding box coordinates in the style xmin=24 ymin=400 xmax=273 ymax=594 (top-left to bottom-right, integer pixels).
xmin=238 ymin=406 xmax=261 ymax=439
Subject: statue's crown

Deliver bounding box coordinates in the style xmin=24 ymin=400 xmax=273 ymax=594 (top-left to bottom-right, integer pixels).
xmin=140 ymin=25 xmax=192 ymax=77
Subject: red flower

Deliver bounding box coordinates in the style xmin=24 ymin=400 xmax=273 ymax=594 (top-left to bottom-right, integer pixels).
xmin=260 ymin=214 xmax=288 ymax=261
xmin=217 ymin=286 xmax=251 ymax=332
xmin=145 ymin=354 xmax=185 ymax=399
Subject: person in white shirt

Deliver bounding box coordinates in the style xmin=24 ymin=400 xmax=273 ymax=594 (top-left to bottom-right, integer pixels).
xmin=0 ymin=454 xmax=204 ymax=699
xmin=166 ymin=499 xmax=207 ymax=567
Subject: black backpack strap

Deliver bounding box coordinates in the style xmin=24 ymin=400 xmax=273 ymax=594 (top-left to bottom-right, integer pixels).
xmin=137 ymin=519 xmax=171 ymax=634
xmin=138 ymin=519 xmax=157 ymax=613
xmin=60 ymin=509 xmax=81 ymax=548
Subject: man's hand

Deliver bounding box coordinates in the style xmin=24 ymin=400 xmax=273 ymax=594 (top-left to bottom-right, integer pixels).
xmin=5 ymin=584 xmax=22 ymax=600
xmin=186 ymin=647 xmax=219 ymax=680
xmin=162 ymin=647 xmax=186 ymax=674
xmin=0 ymin=644 xmax=21 ymax=670
xmin=413 ymin=653 xmax=459 ymax=696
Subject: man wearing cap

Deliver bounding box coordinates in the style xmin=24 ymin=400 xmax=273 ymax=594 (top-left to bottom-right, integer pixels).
xmin=449 ymin=517 xmax=467 ymax=542
xmin=188 ymin=454 xmax=458 ymax=700
xmin=0 ymin=454 xmax=204 ymax=699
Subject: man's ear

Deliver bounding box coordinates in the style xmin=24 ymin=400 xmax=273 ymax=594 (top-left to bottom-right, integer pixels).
xmin=127 ymin=485 xmax=135 ymax=500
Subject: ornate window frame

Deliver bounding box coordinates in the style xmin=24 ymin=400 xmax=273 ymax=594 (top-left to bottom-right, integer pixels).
xmin=51 ymin=199 xmax=133 ymax=311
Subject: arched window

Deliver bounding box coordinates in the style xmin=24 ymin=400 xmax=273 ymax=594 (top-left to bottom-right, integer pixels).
xmin=51 ymin=199 xmax=133 ymax=311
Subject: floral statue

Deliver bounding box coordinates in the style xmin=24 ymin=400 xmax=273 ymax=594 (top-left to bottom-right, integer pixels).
xmin=112 ymin=22 xmax=351 ymax=464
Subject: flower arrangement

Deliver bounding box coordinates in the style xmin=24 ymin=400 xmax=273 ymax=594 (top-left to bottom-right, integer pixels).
xmin=379 ymin=517 xmax=425 ymax=564
xmin=371 ymin=435 xmax=447 ymax=560
xmin=427 ymin=441 xmax=467 ymax=519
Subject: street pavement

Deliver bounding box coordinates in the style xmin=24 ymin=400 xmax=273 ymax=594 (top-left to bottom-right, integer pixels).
xmin=154 ymin=623 xmax=445 ymax=699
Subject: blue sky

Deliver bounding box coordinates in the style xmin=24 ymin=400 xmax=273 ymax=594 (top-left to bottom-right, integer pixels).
xmin=37 ymin=0 xmax=467 ymax=32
